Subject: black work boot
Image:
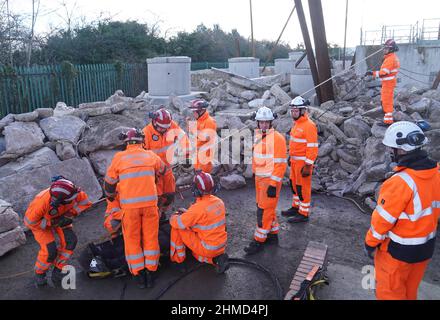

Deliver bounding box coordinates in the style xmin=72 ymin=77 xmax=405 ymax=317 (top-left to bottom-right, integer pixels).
xmin=266 ymin=233 xmax=279 ymax=245
xmin=281 ymin=207 xmax=299 ymax=217
xmin=34 ymin=272 xmax=47 ymax=287
xmin=134 ymin=269 xmax=147 ymax=289
xmin=213 ymin=253 xmax=230 ymax=274
xmin=145 ymin=270 xmax=155 ymax=288
xmin=287 ymin=213 xmax=309 ymax=224
xmin=51 ymin=267 xmax=64 ymax=287
xmin=244 ymin=240 xmax=264 ymax=255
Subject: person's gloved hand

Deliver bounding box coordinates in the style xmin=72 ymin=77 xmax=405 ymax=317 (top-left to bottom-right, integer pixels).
xmin=364 ymin=244 xmax=376 ymax=260
xmin=267 ymin=185 xmax=277 ymax=198
xmin=301 ymin=164 xmax=312 ymax=177
xmin=365 ymin=70 xmax=374 ymax=77
xmin=52 ymin=216 xmax=73 ymax=228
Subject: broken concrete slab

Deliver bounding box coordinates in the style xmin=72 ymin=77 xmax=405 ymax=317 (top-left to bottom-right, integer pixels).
xmin=308 ymin=106 xmax=345 ymax=126
xmin=88 ymin=149 xmax=119 ymax=176
xmin=78 ymin=114 xmax=144 ymax=154
xmin=2 ymin=122 xmax=45 ymax=158
xmin=240 ymin=90 xmax=259 ymax=101
xmin=0 ymin=207 xmax=20 ymax=234
xmin=215 ymin=109 xmax=255 ymax=122
xmin=35 ymin=108 xmax=54 ymax=119
xmin=0 ymin=226 xmax=26 ymax=257
xmin=55 ymin=141 xmax=77 ymax=160
xmin=0 ymin=114 xmax=15 ymax=131
xmin=343 ymin=118 xmax=371 ymax=141
xmin=0 ymin=158 xmax=102 ymax=217
xmin=39 ymin=115 xmax=87 ymax=144
xmin=53 ymin=102 xmax=75 ymax=117
xmin=0 ymin=147 xmax=60 ymax=179
xmin=220 ymin=174 xmax=246 ymax=190
xmin=13 ymin=111 xmax=38 ymax=122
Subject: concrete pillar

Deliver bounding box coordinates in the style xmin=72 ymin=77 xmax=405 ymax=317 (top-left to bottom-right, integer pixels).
xmin=228 ymin=57 xmax=260 ymax=78
xmin=290 ymin=69 xmax=316 ymax=98
xmin=289 ymin=51 xmax=310 ymax=69
xmin=147 ymin=56 xmax=191 ymax=96
xmin=275 ymin=58 xmax=296 ymax=75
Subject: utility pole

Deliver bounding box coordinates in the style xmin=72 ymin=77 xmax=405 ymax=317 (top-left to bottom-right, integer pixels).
xmin=308 ymin=0 xmax=334 ymax=102
xmin=249 ymin=0 xmax=256 ymax=57
xmin=294 ymin=0 xmax=322 ymax=102
xmin=343 ymin=0 xmax=349 ymax=69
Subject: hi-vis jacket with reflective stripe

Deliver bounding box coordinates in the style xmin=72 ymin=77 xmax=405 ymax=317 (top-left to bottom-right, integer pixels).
xmin=143 ymin=121 xmax=190 ymax=167
xmin=373 ymin=52 xmax=400 ymax=83
xmin=189 ymin=111 xmax=217 ymax=153
xmin=170 ymin=195 xmax=227 ymax=252
xmin=24 ymin=188 xmax=92 ymax=230
xmin=105 ymin=144 xmax=166 ymax=209
xmin=365 ymin=165 xmax=440 ymax=263
xmin=252 ymin=128 xmax=288 ymax=187
xmin=289 ymin=113 xmax=318 ymax=165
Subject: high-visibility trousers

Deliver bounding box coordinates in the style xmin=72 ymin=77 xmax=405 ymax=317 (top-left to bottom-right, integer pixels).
xmin=170 ymin=228 xmax=225 ymax=264
xmin=121 ymin=207 xmax=160 ymax=274
xmin=254 ymin=176 xmax=281 ymax=243
xmin=31 ymin=225 xmax=77 ymax=274
xmin=290 ymin=160 xmax=313 ymax=217
xmin=156 ymin=169 xmax=176 ymax=195
xmin=381 ymin=81 xmax=396 ymax=124
xmin=375 ymin=249 xmax=429 ymax=300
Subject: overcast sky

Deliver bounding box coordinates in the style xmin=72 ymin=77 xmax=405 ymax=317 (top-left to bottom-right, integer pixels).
xmin=9 ymin=0 xmax=440 ymax=48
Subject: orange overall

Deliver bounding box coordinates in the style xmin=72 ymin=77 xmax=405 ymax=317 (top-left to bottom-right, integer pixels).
xmin=289 ymin=113 xmax=318 ymax=217
xmin=365 ymin=165 xmax=440 ymax=300
xmin=169 ymin=195 xmax=227 ymax=264
xmin=143 ymin=121 xmax=189 ymax=197
xmin=372 ymin=52 xmax=400 ymax=124
xmin=252 ymin=128 xmax=287 ymax=243
xmin=105 ymin=144 xmax=166 ymax=275
xmin=24 ymin=189 xmax=92 ymax=274
xmin=188 ymin=111 xmax=217 ymax=173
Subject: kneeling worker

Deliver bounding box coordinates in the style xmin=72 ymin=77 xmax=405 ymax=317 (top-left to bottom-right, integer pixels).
xmin=24 ymin=176 xmax=92 ymax=286
xmin=169 ymin=171 xmax=229 ymax=273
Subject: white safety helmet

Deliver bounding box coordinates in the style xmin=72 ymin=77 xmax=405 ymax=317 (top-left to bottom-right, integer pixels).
xmin=255 ymin=106 xmax=275 ymax=121
xmin=290 ymin=96 xmax=310 ymax=109
xmin=382 ymin=121 xmax=428 ymax=152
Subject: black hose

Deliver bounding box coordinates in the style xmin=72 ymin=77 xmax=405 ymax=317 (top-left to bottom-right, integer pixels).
xmin=153 ymin=258 xmax=284 ymax=300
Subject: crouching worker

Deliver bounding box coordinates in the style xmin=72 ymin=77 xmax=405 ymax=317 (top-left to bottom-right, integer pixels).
xmin=169 ymin=171 xmax=229 ymax=274
xmin=24 ymin=176 xmax=92 ymax=287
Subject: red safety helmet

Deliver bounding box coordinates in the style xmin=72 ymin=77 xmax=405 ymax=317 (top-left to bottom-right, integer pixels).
xmin=189 ymin=99 xmax=209 ymax=110
xmin=120 ymin=128 xmax=144 ymax=143
xmin=50 ymin=178 xmax=79 ymax=203
xmin=193 ymin=171 xmax=215 ymax=196
xmin=152 ymin=108 xmax=172 ymax=131
xmin=384 ymin=39 xmax=398 ymax=52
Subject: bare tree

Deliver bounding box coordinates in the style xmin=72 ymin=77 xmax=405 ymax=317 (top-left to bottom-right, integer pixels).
xmin=25 ymin=0 xmax=40 ymax=66
xmin=56 ymin=0 xmax=78 ymax=37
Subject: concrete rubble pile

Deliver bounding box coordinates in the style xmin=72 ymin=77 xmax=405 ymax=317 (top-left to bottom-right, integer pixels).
xmin=0 ymin=67 xmax=439 ymax=255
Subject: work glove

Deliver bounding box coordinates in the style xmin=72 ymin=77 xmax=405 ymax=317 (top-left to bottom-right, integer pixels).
xmin=364 ymin=244 xmax=376 ymax=260
xmin=52 ymin=216 xmax=73 ymax=228
xmin=267 ymin=185 xmax=277 ymax=198
xmin=365 ymin=70 xmax=374 ymax=77
xmin=301 ymin=164 xmax=312 ymax=177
